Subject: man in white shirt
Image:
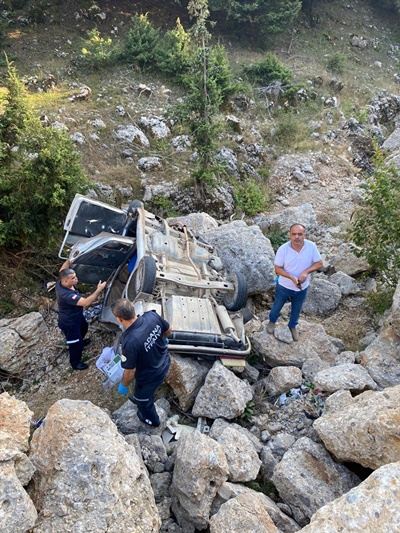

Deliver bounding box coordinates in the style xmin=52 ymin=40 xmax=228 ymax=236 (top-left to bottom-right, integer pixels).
xmin=267 ymin=224 xmax=323 ymax=341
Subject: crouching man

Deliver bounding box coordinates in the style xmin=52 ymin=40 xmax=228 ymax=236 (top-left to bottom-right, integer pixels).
xmin=112 ymin=298 xmax=172 ymax=427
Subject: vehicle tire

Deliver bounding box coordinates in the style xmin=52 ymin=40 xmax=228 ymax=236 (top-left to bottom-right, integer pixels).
xmin=127 ymin=199 xmax=144 ymax=215
xmin=135 ymin=256 xmax=157 ymax=295
xmin=222 ymin=272 xmax=248 ymax=312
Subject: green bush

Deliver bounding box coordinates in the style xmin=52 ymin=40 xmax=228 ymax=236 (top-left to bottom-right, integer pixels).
xmin=118 ymin=13 xmax=160 ymax=69
xmin=349 ymin=146 xmax=400 ymax=287
xmin=243 ymin=53 xmax=292 ymax=87
xmin=365 ymin=285 xmax=395 ymax=315
xmin=0 ymin=60 xmax=88 ymax=250
xmin=81 ymin=28 xmax=114 ymax=69
xmin=266 ymin=229 xmax=288 ymax=252
xmin=233 ymin=179 xmax=268 ymax=216
xmin=153 ymin=19 xmax=192 ymax=82
xmin=326 ymin=52 xmax=346 ymax=74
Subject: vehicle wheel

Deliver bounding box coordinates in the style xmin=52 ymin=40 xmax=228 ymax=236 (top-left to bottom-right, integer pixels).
xmin=127 ymin=199 xmax=144 ymax=215
xmin=222 ymin=272 xmax=248 ymax=312
xmin=135 ymin=256 xmax=157 ymax=295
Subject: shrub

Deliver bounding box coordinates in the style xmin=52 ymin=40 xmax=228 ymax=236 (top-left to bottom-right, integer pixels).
xmin=0 ymin=60 xmax=88 ymax=250
xmin=365 ymin=285 xmax=395 ymax=315
xmin=243 ymin=53 xmax=292 ymax=87
xmin=81 ymin=28 xmax=114 ymax=69
xmin=118 ymin=13 xmax=160 ymax=69
xmin=326 ymin=52 xmax=346 ymax=74
xmin=349 ymin=146 xmax=400 ymax=287
xmin=233 ymin=179 xmax=268 ymax=216
xmin=153 ymin=19 xmax=192 ymax=82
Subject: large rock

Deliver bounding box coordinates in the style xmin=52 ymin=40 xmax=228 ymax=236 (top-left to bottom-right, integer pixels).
xmin=360 ymin=325 xmax=400 ymax=388
xmin=313 ymin=363 xmax=378 ymax=393
xmin=0 ymin=393 xmax=37 ymax=533
xmin=205 ymin=221 xmax=276 ymax=294
xmin=167 ymin=212 xmax=219 ymax=238
xmin=260 ymin=204 xmax=317 ymax=232
xmin=209 ymin=492 xmax=279 ymax=533
xmin=213 ymin=482 xmax=301 ymax=533
xmin=251 ymin=321 xmax=340 ymax=369
xmin=216 ymin=426 xmax=261 ymax=482
xmin=165 ymin=354 xmax=209 ymax=411
xmin=261 ymin=366 xmax=303 ymax=396
xmin=329 ymin=243 xmax=369 ymax=276
xmin=272 ymin=437 xmax=360 ymax=526
xmin=29 ymin=399 xmax=160 ymax=532
xmin=314 ymin=385 xmax=400 ymax=470
xmin=302 ymin=277 xmax=342 ymax=316
xmin=300 ymin=462 xmax=400 ymax=532
xmin=192 ymin=361 xmax=253 ymax=420
xmin=171 ymin=430 xmax=229 ymax=532
xmin=0 ymin=312 xmax=48 ymax=374
xmin=111 ymin=397 xmax=169 ymax=435
xmin=113 ymin=124 xmax=149 ymax=146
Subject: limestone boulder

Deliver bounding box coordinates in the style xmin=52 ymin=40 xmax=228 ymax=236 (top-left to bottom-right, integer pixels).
xmin=171 ymin=430 xmax=229 ymax=532
xmin=165 ymin=354 xmax=209 ymax=411
xmin=216 ymin=426 xmax=261 ymax=482
xmin=272 ymin=437 xmax=360 ymax=526
xmin=329 ymin=243 xmax=369 ymax=276
xmin=300 ymin=462 xmax=400 ymax=533
xmin=213 ymin=482 xmax=301 ymax=533
xmin=205 ymin=220 xmax=276 ymax=294
xmin=251 ymin=321 xmax=340 ymax=368
xmin=313 ymin=363 xmax=378 ymax=393
xmin=209 ymin=492 xmax=279 ymax=533
xmin=261 ymin=366 xmax=303 ymax=396
xmin=192 ymin=362 xmax=253 ymax=420
xmin=29 ymin=399 xmax=160 ymax=532
xmin=167 ymin=212 xmax=219 ymax=238
xmin=111 ymin=397 xmax=170 ymax=435
xmin=360 ymin=325 xmax=400 ymax=388
xmin=302 ymin=277 xmax=342 ymax=316
xmin=314 ymin=385 xmax=400 ymax=470
xmin=0 ymin=312 xmax=48 ymax=374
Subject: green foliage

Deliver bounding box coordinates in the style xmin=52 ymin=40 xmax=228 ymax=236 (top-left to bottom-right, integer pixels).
xmin=372 ymin=0 xmax=400 ymax=14
xmin=240 ymin=400 xmax=255 ymax=422
xmin=274 ymin=112 xmax=300 ymax=143
xmin=266 ymin=229 xmax=287 ymax=252
xmin=209 ymin=0 xmax=302 ymax=34
xmin=0 ymin=59 xmax=88 ymax=250
xmin=153 ymin=19 xmax=192 ymax=82
xmin=245 ymin=479 xmax=278 ymax=497
xmin=118 ymin=13 xmax=160 ymax=69
xmin=81 ymin=28 xmax=114 ymax=69
xmin=243 ymin=53 xmax=292 ymax=87
xmin=233 ymin=179 xmax=268 ymax=216
xmin=365 ymin=285 xmax=395 ymax=315
xmin=149 ymin=195 xmax=180 ymax=218
xmin=326 ymin=52 xmax=346 ymax=74
xmin=349 ymin=146 xmax=400 ymax=287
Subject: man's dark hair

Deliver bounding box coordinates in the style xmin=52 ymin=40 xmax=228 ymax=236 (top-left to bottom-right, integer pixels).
xmin=289 ymin=223 xmax=306 ymax=232
xmin=59 ymin=268 xmax=75 ymax=281
xmin=111 ymin=298 xmax=136 ymax=321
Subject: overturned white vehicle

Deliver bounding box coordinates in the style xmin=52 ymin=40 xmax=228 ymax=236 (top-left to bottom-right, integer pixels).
xmin=59 ymin=195 xmax=251 ymax=365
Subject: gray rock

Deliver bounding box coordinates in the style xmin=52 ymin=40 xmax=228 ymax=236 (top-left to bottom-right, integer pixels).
xmin=112 ymin=398 xmax=169 ymax=436
xmin=29 ymin=399 xmax=160 ymax=532
xmin=329 ymin=243 xmax=369 ymax=276
xmin=300 ymin=462 xmax=400 ymax=533
xmin=0 ymin=313 xmax=48 ymax=375
xmin=261 ymin=366 xmax=303 ymax=396
xmin=302 ymin=277 xmax=342 ymax=316
xmin=113 ymin=124 xmax=149 ymax=146
xmin=166 ymin=212 xmax=219 ymax=238
xmin=260 ymin=204 xmax=317 ymax=233
xmin=209 ymin=418 xmax=263 ymax=453
xmin=272 ymin=437 xmax=360 ymax=526
xmin=138 ymin=434 xmax=168 ymax=473
xmin=313 ymin=363 xmax=378 ymax=393
xmin=314 ymin=385 xmax=400 ymax=470
xmin=215 ymin=147 xmax=239 ymax=176
xmin=138 ymin=156 xmax=162 ymax=171
xmin=216 ymin=426 xmax=261 ymax=482
xmin=329 ymin=271 xmax=360 ymax=295
xmin=209 ymin=492 xmax=279 ymax=532
xmin=165 ymin=354 xmax=209 ymax=411
xmin=171 ymin=431 xmax=229 ymax=532
xmin=213 ymin=482 xmax=301 ymax=533
xmin=360 ymin=325 xmax=400 ymax=388
xmin=206 ymin=221 xmax=276 ymax=294
xmin=139 ymin=116 xmax=171 ymax=139
xmin=192 ymin=362 xmax=253 ymax=420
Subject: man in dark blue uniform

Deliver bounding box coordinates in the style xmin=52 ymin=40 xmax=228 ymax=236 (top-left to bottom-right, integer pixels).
xmin=112 ymin=298 xmax=172 ymax=427
xmin=56 ymin=259 xmax=106 ymax=370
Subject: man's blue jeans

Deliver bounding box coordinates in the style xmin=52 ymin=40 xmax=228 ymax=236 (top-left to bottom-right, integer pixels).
xmin=269 ymin=283 xmax=308 ymax=328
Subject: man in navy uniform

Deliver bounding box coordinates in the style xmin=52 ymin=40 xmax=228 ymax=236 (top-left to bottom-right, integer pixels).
xmin=56 ymin=259 xmax=106 ymax=370
xmin=112 ymin=298 xmax=172 ymax=427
